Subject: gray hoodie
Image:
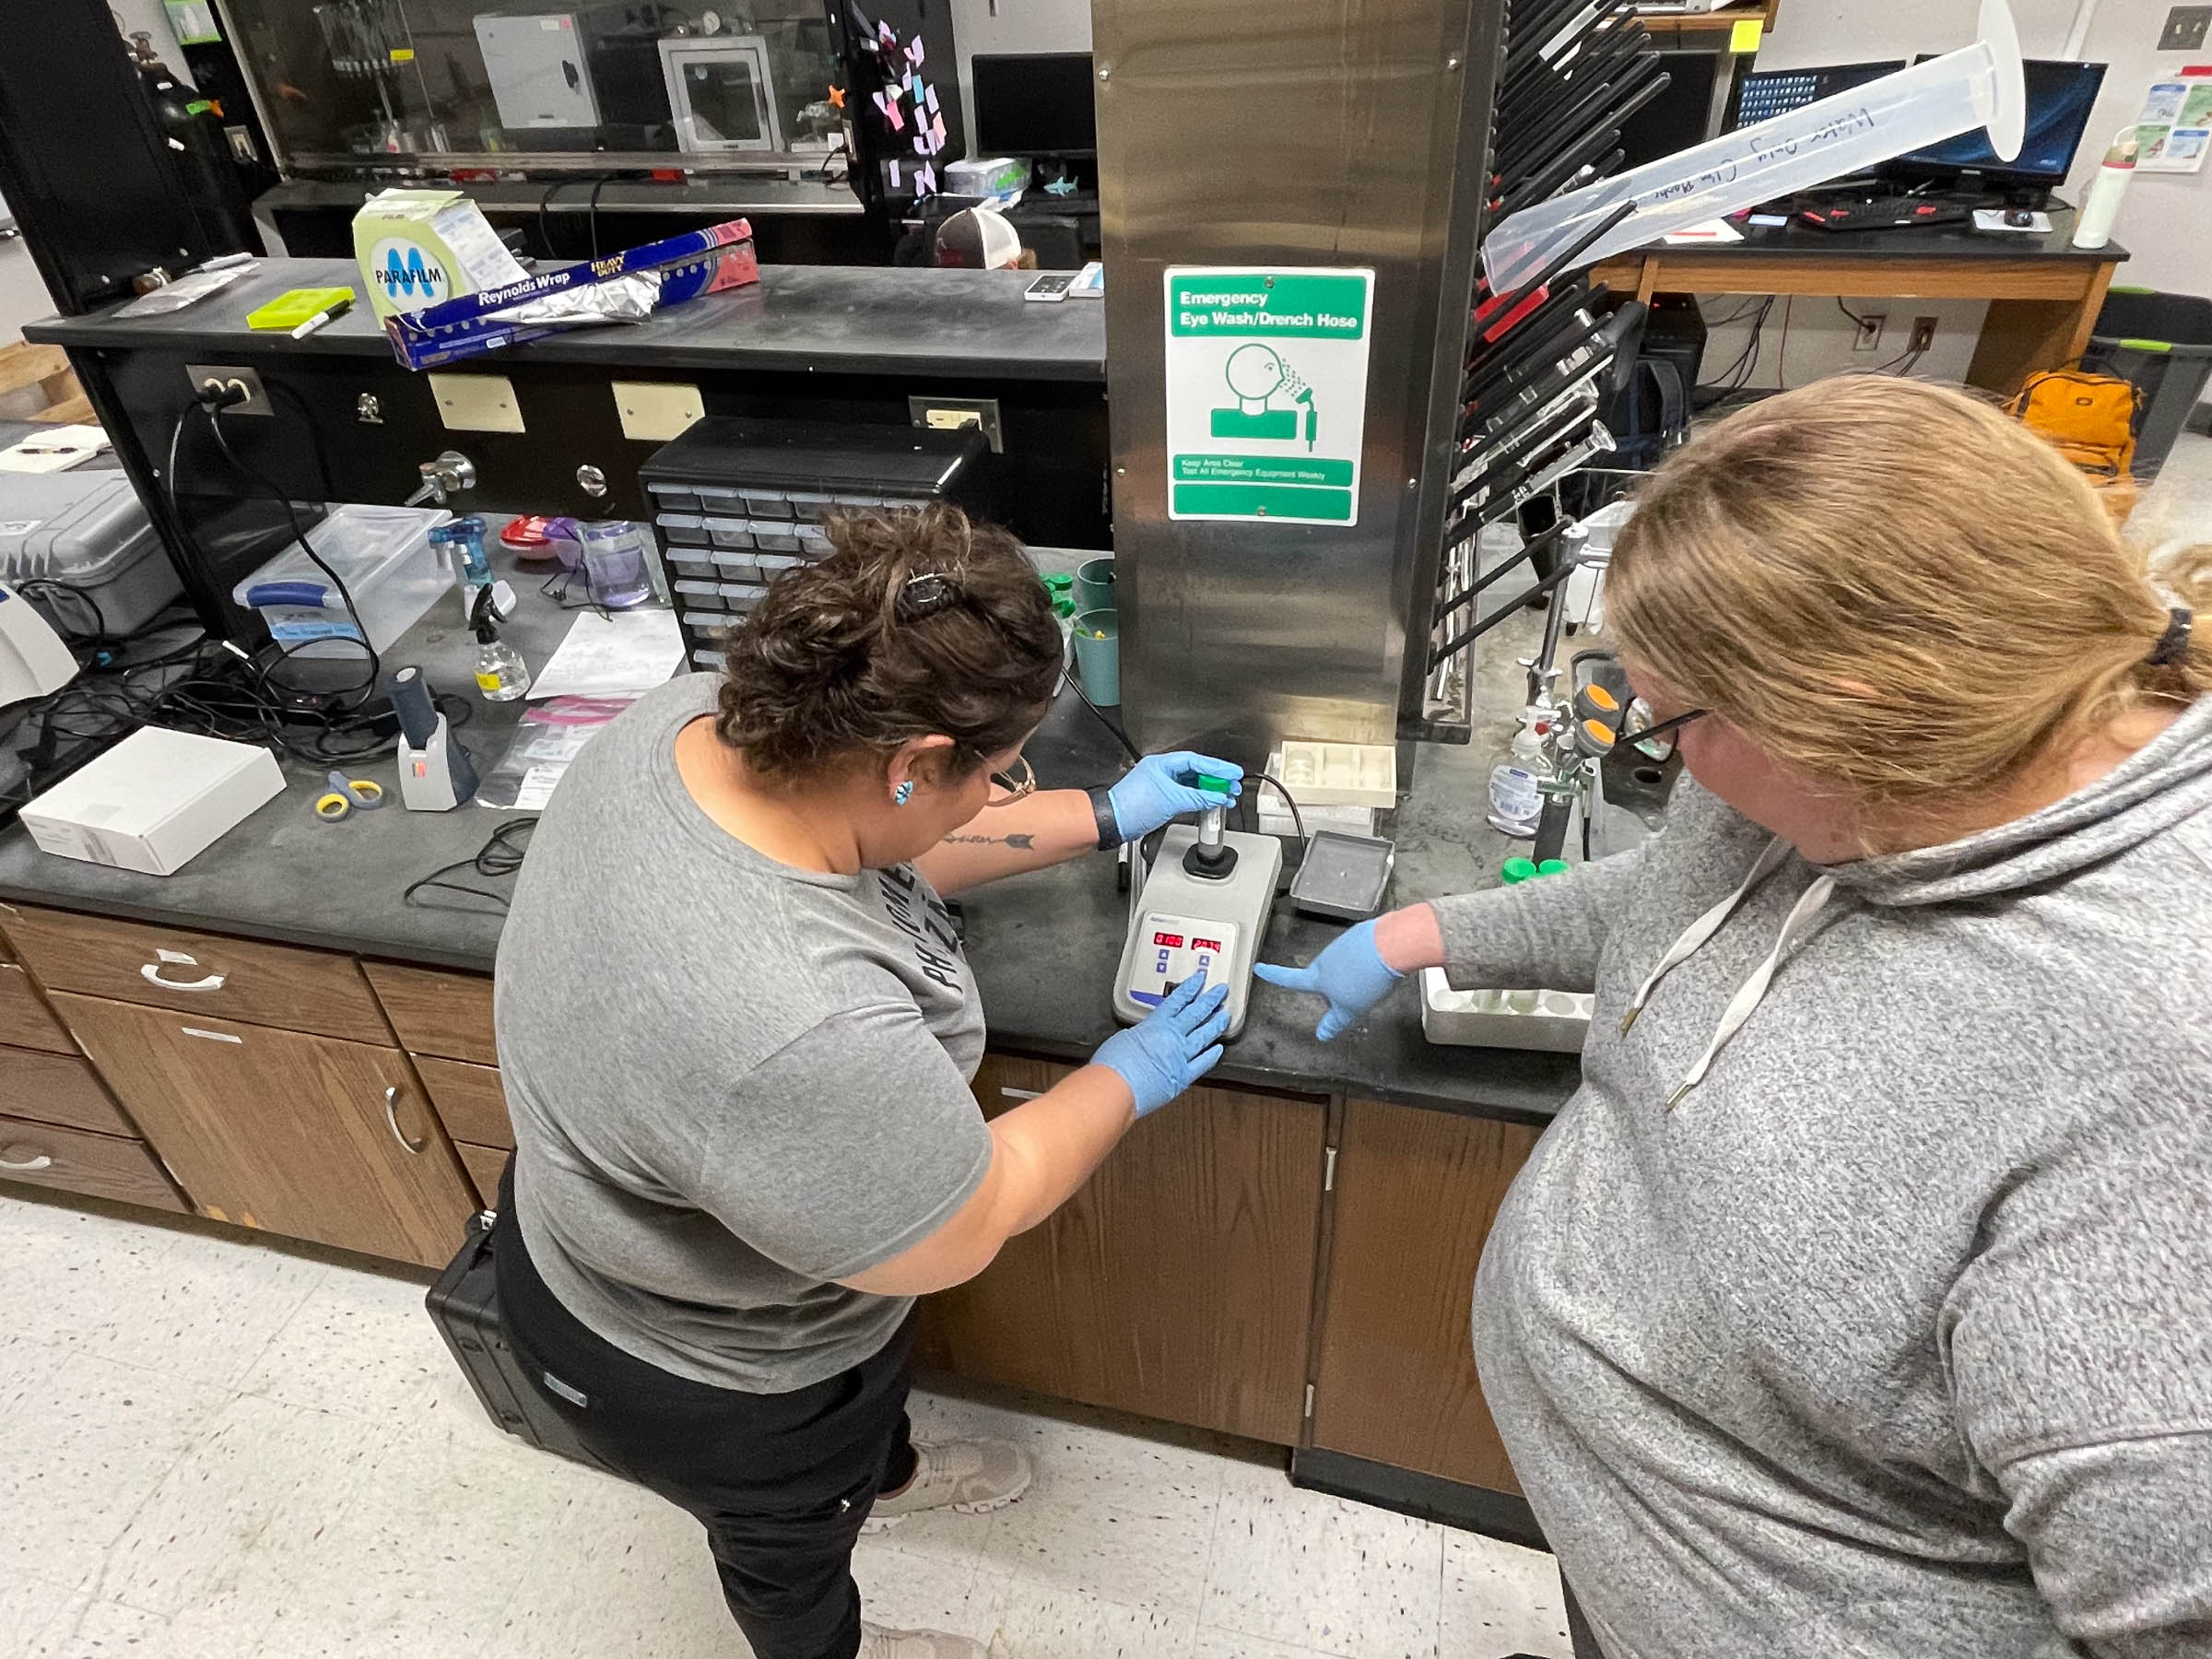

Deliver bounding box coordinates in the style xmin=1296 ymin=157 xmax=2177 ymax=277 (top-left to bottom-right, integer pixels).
xmin=1435 ymin=695 xmax=2212 ymax=1659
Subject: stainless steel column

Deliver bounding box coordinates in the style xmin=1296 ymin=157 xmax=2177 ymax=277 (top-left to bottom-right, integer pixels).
xmin=1095 ymin=0 xmax=1503 ymax=759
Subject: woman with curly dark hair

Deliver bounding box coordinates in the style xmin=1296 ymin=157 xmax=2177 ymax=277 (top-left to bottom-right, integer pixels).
xmin=492 ymin=504 xmax=1243 ymax=1659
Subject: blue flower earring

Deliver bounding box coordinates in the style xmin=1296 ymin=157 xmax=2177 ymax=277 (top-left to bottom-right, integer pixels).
xmin=893 ymin=782 xmax=914 ymax=806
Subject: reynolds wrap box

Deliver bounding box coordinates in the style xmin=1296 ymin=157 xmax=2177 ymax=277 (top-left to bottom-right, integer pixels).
xmin=383 ymin=218 xmax=760 ymax=370
xmin=353 ymin=189 xmax=531 ymax=319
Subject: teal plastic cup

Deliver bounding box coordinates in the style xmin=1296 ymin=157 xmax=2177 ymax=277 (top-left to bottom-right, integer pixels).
xmin=1071 ymin=608 xmax=1120 ymax=705
xmin=1075 ymin=557 xmax=1116 ymax=616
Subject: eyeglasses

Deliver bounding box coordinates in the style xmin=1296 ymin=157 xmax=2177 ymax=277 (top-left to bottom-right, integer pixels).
xmin=1624 ymin=706 xmax=1708 ymax=758
xmin=983 ymin=754 xmax=1037 ymax=806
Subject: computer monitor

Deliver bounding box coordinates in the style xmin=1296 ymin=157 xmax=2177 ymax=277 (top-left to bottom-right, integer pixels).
xmin=1888 ymin=58 xmax=2108 ymax=188
xmin=1727 ymin=60 xmax=1908 ymax=130
xmin=1616 ymin=51 xmax=1727 ymax=170
xmin=972 ymin=53 xmax=1097 ymax=157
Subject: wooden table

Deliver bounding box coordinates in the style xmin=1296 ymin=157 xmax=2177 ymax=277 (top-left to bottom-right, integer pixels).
xmin=1591 ymin=209 xmax=2128 ymax=395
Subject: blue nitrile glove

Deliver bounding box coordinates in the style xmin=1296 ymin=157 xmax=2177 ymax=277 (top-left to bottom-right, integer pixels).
xmin=1253 ymin=919 xmax=1404 ymax=1042
xmin=1106 ymin=751 xmax=1245 ymax=842
xmin=1091 ymin=975 xmax=1232 ymax=1116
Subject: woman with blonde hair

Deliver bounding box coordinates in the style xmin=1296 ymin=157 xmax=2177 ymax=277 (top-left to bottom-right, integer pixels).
xmin=1261 ymin=379 xmax=2212 ymax=1656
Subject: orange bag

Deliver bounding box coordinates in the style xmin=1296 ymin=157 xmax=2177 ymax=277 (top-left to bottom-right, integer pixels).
xmin=2007 ymin=370 xmax=2138 ymax=480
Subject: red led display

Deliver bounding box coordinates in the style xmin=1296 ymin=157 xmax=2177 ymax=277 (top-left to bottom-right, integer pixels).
xmin=1152 ymin=932 xmax=1185 ymax=948
xmin=1193 ymin=937 xmax=1223 ymax=953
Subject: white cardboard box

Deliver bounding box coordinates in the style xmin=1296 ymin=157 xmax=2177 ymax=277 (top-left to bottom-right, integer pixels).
xmin=21 ymin=727 xmax=286 ymax=875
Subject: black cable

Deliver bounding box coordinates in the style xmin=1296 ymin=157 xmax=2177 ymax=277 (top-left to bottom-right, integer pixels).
xmin=586 ymin=173 xmax=613 ymax=259
xmin=1250 ymin=773 xmax=1306 ymax=845
xmin=536 ymin=177 xmax=571 ymax=258
xmin=1061 ymin=663 xmax=1137 ymax=761
xmin=1836 ymin=297 xmax=1877 ymax=330
xmin=201 ymin=404 xmax=382 ymax=703
xmin=405 ymin=816 xmax=537 ymax=912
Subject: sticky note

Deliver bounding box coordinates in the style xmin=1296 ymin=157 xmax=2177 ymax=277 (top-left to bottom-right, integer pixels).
xmin=918 ymin=162 xmax=936 ymax=194
xmin=890 ymin=159 xmax=901 ymax=188
xmin=911 ymin=36 xmax=925 ymax=65
xmin=925 ymin=83 xmax=939 ymax=113
xmin=1729 ymin=18 xmax=1762 ymax=53
xmin=930 ymin=112 xmax=947 ymax=148
xmin=389 ymin=46 xmax=414 ymax=61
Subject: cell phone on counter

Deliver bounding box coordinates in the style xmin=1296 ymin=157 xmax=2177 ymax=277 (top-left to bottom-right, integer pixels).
xmin=1024 ymin=273 xmax=1075 ymax=303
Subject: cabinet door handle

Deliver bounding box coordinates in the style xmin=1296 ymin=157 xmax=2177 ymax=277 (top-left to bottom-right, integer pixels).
xmin=997 ymin=1088 xmax=1046 ymax=1103
xmin=142 ymin=962 xmax=227 ymax=993
xmin=382 ymin=1087 xmax=425 ymax=1156
xmin=0 ymin=1146 xmax=54 ymax=1171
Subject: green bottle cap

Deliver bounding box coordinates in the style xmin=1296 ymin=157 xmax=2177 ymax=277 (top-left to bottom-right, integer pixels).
xmin=1043 ymin=572 xmax=1074 ymax=594
xmin=1536 ymin=859 xmax=1570 ymax=878
xmin=1500 ymin=857 xmax=1538 ymax=886
xmin=1195 ymin=773 xmax=1236 ymax=798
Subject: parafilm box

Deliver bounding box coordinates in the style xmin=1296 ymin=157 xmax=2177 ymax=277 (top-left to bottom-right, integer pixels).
xmin=353 ymin=189 xmax=531 ymax=320
xmin=382 ymin=219 xmax=761 ymax=371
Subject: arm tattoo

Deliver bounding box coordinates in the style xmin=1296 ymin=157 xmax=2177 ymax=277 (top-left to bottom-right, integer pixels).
xmin=943 ymin=832 xmax=1036 ymax=849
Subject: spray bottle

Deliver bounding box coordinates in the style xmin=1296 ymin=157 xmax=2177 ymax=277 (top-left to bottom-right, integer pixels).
xmin=2073 ymin=127 xmax=2138 ymax=252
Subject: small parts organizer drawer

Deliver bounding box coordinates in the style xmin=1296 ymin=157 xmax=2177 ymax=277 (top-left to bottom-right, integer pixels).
xmin=2 ymin=906 xmax=391 ymax=1043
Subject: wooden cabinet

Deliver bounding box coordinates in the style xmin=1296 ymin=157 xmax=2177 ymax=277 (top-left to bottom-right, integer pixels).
xmin=363 ymin=962 xmax=498 ymax=1064
xmin=415 ymin=1056 xmax=512 ymax=1149
xmin=928 ymin=1055 xmax=1328 ymax=1445
xmin=0 ymin=962 xmax=76 ymax=1054
xmin=51 ymin=995 xmax=478 ymax=1268
xmin=0 ymin=1046 xmax=140 ymax=1139
xmin=0 ymin=1114 xmax=187 ymax=1213
xmin=3 ymin=906 xmax=392 ymax=1043
xmin=1309 ymin=1098 xmax=1542 ymax=1493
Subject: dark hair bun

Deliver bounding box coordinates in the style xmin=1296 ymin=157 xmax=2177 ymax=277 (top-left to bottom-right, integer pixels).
xmin=715 ymin=503 xmax=1064 ymax=780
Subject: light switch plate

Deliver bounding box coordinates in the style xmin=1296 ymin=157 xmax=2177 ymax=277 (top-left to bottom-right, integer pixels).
xmin=429 ymin=373 xmax=524 ymax=434
xmin=612 ymin=381 xmax=706 ymax=442
xmin=2161 ymin=6 xmax=2211 ymax=51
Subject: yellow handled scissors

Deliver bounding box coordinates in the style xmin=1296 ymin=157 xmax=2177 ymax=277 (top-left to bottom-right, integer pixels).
xmin=314 ymin=771 xmax=386 ymax=822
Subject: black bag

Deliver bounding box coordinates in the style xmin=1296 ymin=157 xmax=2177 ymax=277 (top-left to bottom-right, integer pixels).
xmin=423 ymin=1159 xmax=615 ymax=1474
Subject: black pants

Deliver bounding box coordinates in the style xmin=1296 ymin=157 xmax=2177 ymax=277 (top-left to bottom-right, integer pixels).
xmin=495 ymin=1214 xmax=919 ymax=1659
xmin=1563 ymin=1581 xmax=1606 ymax=1659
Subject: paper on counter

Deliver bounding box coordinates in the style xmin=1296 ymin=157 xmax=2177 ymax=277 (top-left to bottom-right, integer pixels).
xmin=0 ymin=425 xmax=109 ymax=474
xmin=528 ymin=607 xmax=684 ymax=699
xmin=1663 ymin=218 xmax=1745 ymax=245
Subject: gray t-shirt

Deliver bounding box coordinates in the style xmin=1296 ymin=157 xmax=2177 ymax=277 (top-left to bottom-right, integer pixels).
xmin=493 ymin=675 xmax=992 ymax=1392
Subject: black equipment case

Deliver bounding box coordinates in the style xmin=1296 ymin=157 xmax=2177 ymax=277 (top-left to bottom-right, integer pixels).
xmin=423 ymin=1163 xmax=614 ymax=1474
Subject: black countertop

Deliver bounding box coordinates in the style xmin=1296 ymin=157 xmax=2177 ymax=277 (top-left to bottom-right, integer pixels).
xmin=23 ymin=256 xmax=1108 ymax=382
xmin=0 ymin=547 xmax=1576 ymax=1127
xmin=1616 ymin=205 xmax=2126 ymax=266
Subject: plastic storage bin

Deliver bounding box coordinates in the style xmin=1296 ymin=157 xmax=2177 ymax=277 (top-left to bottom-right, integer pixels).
xmin=231 ymin=504 xmax=453 ymax=659
xmin=2080 ymin=288 xmax=2212 ymax=481
xmin=0 ymin=472 xmax=183 ymax=636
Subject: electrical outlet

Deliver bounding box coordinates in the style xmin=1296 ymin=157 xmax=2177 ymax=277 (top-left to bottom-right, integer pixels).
xmin=2159 ymin=6 xmax=2210 ymax=53
xmin=908 ymin=394 xmax=1005 ymax=453
xmin=183 ymin=363 xmax=271 ymax=415
xmin=1911 ymin=317 xmax=1938 ymax=355
xmin=1853 ymin=313 xmax=1888 ymax=353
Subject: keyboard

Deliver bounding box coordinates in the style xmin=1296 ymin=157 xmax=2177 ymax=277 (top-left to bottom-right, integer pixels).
xmin=1735 ymin=72 xmax=1830 ymax=126
xmin=1796 ymin=194 xmax=1971 ymax=232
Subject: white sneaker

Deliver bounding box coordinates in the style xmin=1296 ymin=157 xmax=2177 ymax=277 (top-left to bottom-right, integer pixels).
xmin=865 ymin=1438 xmax=1034 ymax=1530
xmin=857 ymin=1621 xmax=988 ymax=1658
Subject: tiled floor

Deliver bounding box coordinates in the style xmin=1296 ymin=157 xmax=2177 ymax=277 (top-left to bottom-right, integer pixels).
xmin=0 ymin=1192 xmax=1571 ymax=1659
